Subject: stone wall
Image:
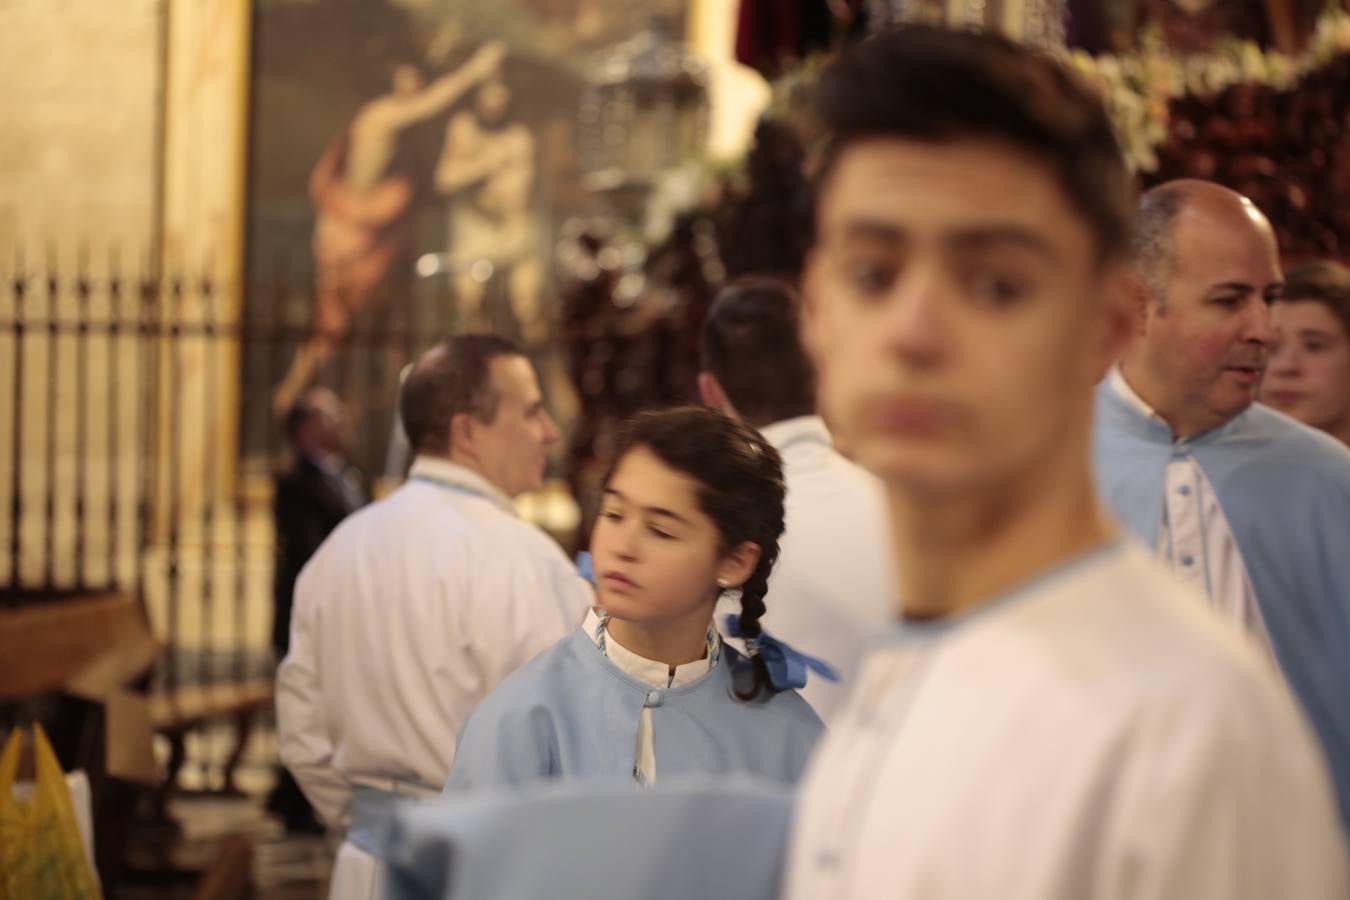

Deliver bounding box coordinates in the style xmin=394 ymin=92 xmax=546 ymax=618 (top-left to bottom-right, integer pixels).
xmin=0 ymin=0 xmax=161 ymax=269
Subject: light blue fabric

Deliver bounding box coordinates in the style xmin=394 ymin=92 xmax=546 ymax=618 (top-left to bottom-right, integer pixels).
xmin=385 ymin=776 xmax=793 ymax=900
xmin=347 ymin=785 xmax=410 ymax=858
xmin=722 ymin=614 xmax=840 ymax=691
xmin=444 ymin=629 xmax=824 ymax=792
xmin=1094 ymin=384 xmax=1350 ymax=826
xmin=575 ymin=551 xmax=595 ymax=584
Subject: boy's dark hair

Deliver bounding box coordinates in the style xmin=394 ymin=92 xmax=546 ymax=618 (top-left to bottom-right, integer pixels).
xmin=701 ymin=277 xmax=815 ymax=429
xmin=812 ymin=25 xmax=1134 ymax=262
xmin=605 ymin=407 xmax=787 ymax=701
xmin=399 ymin=334 xmax=523 ymax=456
xmin=1277 ymin=260 xmax=1350 ymax=338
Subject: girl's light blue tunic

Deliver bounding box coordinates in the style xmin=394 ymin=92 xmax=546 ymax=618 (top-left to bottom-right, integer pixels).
xmin=444 ymin=626 xmax=824 ymax=791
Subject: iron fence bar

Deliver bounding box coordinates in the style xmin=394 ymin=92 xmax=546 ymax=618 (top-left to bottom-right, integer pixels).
xmin=73 ymin=249 xmax=91 ymax=590
xmin=233 ymin=279 xmax=251 ymax=685
xmin=107 ymin=252 xmax=122 ymax=588
xmin=8 ymin=256 xmax=26 ymax=591
xmin=41 ymin=254 xmax=58 ymax=587
xmin=165 ymin=273 xmax=183 ymax=693
xmin=200 ymin=270 xmax=218 ymax=688
xmin=136 ymin=272 xmax=156 ymax=657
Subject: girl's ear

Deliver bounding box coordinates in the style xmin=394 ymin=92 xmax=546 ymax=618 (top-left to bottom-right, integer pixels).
xmin=717 ymin=541 xmax=762 ymax=589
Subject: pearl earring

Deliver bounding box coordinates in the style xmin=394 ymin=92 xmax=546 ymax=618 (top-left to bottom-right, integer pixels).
xmin=717 ymin=578 xmax=730 ymax=589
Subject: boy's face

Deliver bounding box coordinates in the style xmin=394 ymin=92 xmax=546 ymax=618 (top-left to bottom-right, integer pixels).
xmin=803 ymin=138 xmax=1130 ymax=499
xmin=1265 ymin=299 xmax=1350 ymax=435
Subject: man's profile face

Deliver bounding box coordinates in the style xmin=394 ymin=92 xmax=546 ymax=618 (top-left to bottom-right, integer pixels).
xmin=803 ymin=138 xmax=1127 ymax=497
xmin=298 ymin=387 xmax=347 ymax=456
xmin=472 ymin=355 xmax=559 ymax=498
xmin=1135 ymin=202 xmax=1282 ymax=433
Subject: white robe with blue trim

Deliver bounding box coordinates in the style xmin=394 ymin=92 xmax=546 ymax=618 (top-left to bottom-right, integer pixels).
xmin=785 ymin=540 xmax=1347 ymax=899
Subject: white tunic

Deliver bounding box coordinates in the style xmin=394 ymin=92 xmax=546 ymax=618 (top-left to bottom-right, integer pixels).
xmin=276 ymin=456 xmax=592 ymax=900
xmin=717 ymin=416 xmax=895 ymax=722
xmin=785 ymin=540 xmax=1348 ymax=900
xmin=1108 ymin=370 xmax=1275 ymax=652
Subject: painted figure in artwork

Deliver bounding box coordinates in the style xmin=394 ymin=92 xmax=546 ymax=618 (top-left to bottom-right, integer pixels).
xmin=272 ymin=41 xmax=506 ymax=419
xmin=434 ymin=73 xmax=546 ymax=344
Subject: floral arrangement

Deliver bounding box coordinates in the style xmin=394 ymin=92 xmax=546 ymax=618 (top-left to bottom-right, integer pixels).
xmin=1062 ymin=8 xmax=1350 ymax=172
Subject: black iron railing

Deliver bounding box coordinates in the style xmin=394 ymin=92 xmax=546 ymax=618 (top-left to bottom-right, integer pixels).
xmin=0 ymin=255 xmax=471 ymax=692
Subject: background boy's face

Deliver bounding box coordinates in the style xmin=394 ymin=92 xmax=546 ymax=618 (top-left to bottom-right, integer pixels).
xmin=803 ymin=138 xmax=1130 ymax=499
xmin=1264 ymin=299 xmax=1350 ymax=434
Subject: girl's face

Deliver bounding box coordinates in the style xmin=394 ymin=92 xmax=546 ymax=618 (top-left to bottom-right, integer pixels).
xmin=591 ymin=446 xmax=756 ymax=626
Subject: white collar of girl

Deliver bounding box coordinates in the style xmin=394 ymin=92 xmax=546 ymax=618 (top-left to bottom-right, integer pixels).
xmin=584 ymin=607 xmax=722 ymax=690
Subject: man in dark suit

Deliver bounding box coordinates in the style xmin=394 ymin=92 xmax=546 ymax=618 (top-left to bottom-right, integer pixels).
xmin=270 ymin=386 xmax=365 ymax=831
xmin=273 ymin=387 xmax=366 ymax=655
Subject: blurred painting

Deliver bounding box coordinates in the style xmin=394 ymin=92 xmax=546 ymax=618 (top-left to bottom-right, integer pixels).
xmin=244 ymin=0 xmax=683 ymax=470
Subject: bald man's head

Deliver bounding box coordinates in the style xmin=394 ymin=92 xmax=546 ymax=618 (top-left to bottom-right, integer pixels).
xmin=1121 ymin=179 xmax=1283 ymax=437
xmin=1132 ymin=180 xmax=1278 ymax=311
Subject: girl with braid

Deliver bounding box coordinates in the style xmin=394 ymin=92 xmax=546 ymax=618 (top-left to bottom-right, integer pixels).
xmin=444 ymin=407 xmax=826 ymax=791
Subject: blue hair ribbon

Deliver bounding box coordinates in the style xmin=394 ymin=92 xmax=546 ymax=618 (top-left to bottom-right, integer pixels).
xmin=722 ymin=615 xmax=839 ymax=691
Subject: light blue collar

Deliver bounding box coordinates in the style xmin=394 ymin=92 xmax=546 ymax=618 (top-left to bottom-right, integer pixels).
xmin=1106 ymin=368 xmax=1256 ymax=449
xmin=407 ymin=456 xmax=515 ymax=514
xmin=889 ymin=537 xmax=1128 ymax=644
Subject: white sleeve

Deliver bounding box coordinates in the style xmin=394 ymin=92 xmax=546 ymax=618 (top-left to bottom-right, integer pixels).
xmin=275 ymin=563 xmax=351 ymax=828
xmin=1096 ymin=685 xmax=1349 ymax=900
xmin=468 ymin=541 xmax=593 ymax=691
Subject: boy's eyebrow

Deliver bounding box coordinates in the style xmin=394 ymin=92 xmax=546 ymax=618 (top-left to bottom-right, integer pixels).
xmin=829 ymin=220 xmax=1057 ymax=262
xmin=1206 ymin=281 xmax=1257 ymax=297
xmin=841 ymin=219 xmax=904 ymax=242
xmin=602 ymin=488 xmax=693 ymax=526
xmin=947 ymin=226 xmax=1057 ymax=262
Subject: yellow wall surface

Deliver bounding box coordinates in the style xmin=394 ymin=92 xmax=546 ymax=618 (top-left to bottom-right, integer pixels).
xmin=0 ymin=0 xmax=161 ymax=270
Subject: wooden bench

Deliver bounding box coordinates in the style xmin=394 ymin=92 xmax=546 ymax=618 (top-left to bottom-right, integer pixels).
xmin=0 ymin=590 xmax=162 ymax=894
xmin=0 ymin=591 xmax=160 ymax=703
xmin=1 ymin=589 xmax=276 ymax=802
xmin=149 ymin=679 xmax=274 ymax=796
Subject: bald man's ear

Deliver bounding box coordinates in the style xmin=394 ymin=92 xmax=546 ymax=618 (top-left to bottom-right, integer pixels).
xmin=1125 ymin=270 xmax=1155 ymax=337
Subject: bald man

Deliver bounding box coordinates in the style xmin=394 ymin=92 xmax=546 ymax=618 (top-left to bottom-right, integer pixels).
xmin=1095 ymin=179 xmax=1350 ymax=828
